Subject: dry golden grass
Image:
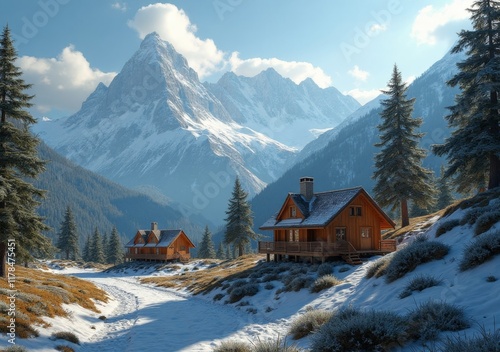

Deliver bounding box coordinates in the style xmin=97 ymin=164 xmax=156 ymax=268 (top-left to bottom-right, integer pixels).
xmin=0 ymin=266 xmax=108 ymax=338
xmin=142 ymin=254 xmax=266 ymax=295
xmin=384 ymin=209 xmax=447 ymax=240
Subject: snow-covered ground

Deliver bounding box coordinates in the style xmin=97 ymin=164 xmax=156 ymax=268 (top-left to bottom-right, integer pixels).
xmin=2 ymin=208 xmax=500 ymax=351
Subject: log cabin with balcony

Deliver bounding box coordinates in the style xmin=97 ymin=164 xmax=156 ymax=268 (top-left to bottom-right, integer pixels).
xmin=125 ymin=222 xmax=195 ymax=262
xmin=259 ymin=177 xmax=397 ymax=264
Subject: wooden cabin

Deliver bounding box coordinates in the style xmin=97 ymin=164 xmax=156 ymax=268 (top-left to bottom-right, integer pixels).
xmin=124 ymin=222 xmax=195 ymax=262
xmin=259 ymin=177 xmax=396 ymax=264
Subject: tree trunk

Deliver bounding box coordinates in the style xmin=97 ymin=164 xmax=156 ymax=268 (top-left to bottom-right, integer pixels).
xmin=489 ymin=153 xmax=500 ymax=189
xmin=401 ymin=199 xmax=410 ymax=228
xmin=0 ymin=241 xmax=5 ymax=278
xmin=238 ymin=244 xmax=243 ymax=257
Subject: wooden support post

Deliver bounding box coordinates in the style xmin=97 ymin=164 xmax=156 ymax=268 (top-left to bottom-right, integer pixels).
xmin=266 ymin=253 xmax=270 ymax=262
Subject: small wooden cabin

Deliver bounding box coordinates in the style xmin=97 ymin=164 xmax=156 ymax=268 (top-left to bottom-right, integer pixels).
xmin=124 ymin=222 xmax=195 ymax=262
xmin=259 ymin=177 xmax=396 ymax=264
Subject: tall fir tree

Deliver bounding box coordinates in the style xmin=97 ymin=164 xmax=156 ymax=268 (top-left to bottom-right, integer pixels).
xmin=89 ymin=227 xmax=105 ymax=264
xmin=107 ymin=226 xmax=124 ymax=265
xmin=223 ymin=178 xmax=258 ymax=257
xmin=216 ymin=242 xmax=225 ymax=260
xmin=436 ymin=166 xmax=455 ymax=210
xmin=433 ymin=0 xmax=500 ymax=192
xmin=0 ymin=26 xmax=51 ymax=276
xmin=82 ymin=234 xmax=92 ymax=262
xmin=197 ymin=225 xmax=216 ymax=259
xmin=56 ymin=206 xmax=79 ymax=260
xmin=102 ymin=231 xmax=109 ymax=263
xmin=373 ymin=64 xmax=436 ymax=227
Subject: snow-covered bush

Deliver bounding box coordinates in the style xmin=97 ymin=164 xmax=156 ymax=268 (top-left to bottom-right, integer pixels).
xmin=227 ymin=279 xmax=248 ymax=294
xmin=51 ymin=331 xmax=80 ymax=345
xmin=384 ymin=239 xmax=450 ymax=282
xmin=435 ymin=219 xmax=461 ymax=237
xmin=399 ymin=275 xmax=442 ymax=299
xmin=317 ymin=263 xmax=334 ymax=277
xmin=475 ymin=209 xmax=500 ymax=236
xmin=229 ymin=283 xmax=259 ymax=303
xmin=460 ymin=207 xmax=485 ymax=226
xmin=262 ymin=273 xmax=279 ymax=282
xmin=213 ymin=340 xmax=252 ymax=352
xmin=288 ymin=309 xmax=333 ymax=340
xmin=283 ymin=275 xmax=314 ymax=292
xmin=311 ymin=307 xmax=407 ymax=352
xmin=441 ymin=328 xmax=500 ymax=352
xmin=252 ymin=335 xmax=301 ymax=352
xmin=310 ymin=275 xmax=342 ymax=293
xmin=407 ymin=301 xmax=469 ymax=341
xmin=365 ymin=254 xmax=392 ymax=279
xmin=459 ymin=230 xmax=500 ymax=271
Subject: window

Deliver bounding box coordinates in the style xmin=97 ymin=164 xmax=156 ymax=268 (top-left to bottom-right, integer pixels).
xmin=349 ymin=206 xmax=362 ymax=216
xmin=335 ymin=227 xmax=346 ymax=241
xmin=361 ymin=227 xmax=372 ymax=238
xmin=288 ymin=229 xmax=299 ymax=242
xmin=290 ymin=206 xmax=297 ymax=218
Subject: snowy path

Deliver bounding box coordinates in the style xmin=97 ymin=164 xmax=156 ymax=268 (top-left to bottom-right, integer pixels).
xmin=71 ymin=272 xmax=259 ymax=352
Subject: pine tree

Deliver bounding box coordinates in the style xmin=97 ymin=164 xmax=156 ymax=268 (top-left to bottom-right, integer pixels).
xmin=436 ymin=166 xmax=455 ymax=210
xmin=0 ymin=26 xmax=51 ymax=276
xmin=223 ymin=178 xmax=258 ymax=257
xmin=89 ymin=228 xmax=105 ymax=264
xmin=56 ymin=206 xmax=79 ymax=260
xmin=107 ymin=226 xmax=124 ymax=265
xmin=433 ymin=0 xmax=500 ymax=192
xmin=197 ymin=226 xmax=216 ymax=259
xmin=216 ymin=242 xmax=225 ymax=259
xmin=373 ymin=64 xmax=436 ymax=227
xmin=102 ymin=232 xmax=109 ymax=263
xmin=225 ymin=244 xmax=232 ymax=260
xmin=82 ymin=234 xmax=92 ymax=262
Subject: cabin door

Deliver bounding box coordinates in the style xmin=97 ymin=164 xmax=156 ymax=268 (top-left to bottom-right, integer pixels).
xmin=360 ymin=227 xmax=372 ymax=250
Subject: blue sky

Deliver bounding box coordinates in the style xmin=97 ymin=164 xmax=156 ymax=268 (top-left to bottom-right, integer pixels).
xmin=1 ymin=0 xmax=473 ymax=119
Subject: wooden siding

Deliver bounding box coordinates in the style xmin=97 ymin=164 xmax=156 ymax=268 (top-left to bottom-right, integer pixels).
xmin=277 ymin=196 xmax=305 ymax=221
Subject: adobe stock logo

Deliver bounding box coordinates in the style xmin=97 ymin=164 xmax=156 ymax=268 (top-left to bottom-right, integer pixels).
xmin=12 ymin=0 xmax=70 ymax=46
xmin=213 ymin=0 xmax=244 ymax=21
xmin=340 ymin=0 xmax=403 ymax=62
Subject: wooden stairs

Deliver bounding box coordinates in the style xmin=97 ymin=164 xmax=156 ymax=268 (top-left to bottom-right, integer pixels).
xmin=342 ymin=252 xmax=362 ymax=265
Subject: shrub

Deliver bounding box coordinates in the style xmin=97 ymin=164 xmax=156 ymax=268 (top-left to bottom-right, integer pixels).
xmin=459 ymin=230 xmax=500 ymax=271
xmin=460 ymin=207 xmax=484 ymax=226
xmin=252 ymin=336 xmax=301 ymax=352
xmin=213 ymin=340 xmax=252 ymax=352
xmin=289 ymin=309 xmax=333 ymax=340
xmin=385 ymin=240 xmax=450 ymax=282
xmin=283 ymin=275 xmax=314 ymax=292
xmin=262 ymin=273 xmax=279 ymax=282
xmin=399 ymin=275 xmax=442 ymax=299
xmin=36 ymin=285 xmax=70 ymax=303
xmin=311 ymin=308 xmax=407 ymax=352
xmin=264 ymin=283 xmax=275 ymax=290
xmin=227 ymin=280 xmax=248 ymax=294
xmin=98 ymin=315 xmax=107 ymax=321
xmin=475 ymin=209 xmax=500 ymax=236
xmin=51 ymin=331 xmax=80 ymax=345
xmin=55 ymin=346 xmax=75 ymax=352
xmin=486 ymin=275 xmax=497 ymax=282
xmin=310 ymin=275 xmax=342 ymax=293
xmin=317 ymin=263 xmax=334 ymax=277
xmin=1 ymin=346 xmax=29 ymax=352
xmin=213 ymin=293 xmax=225 ymax=301
xmin=441 ymin=328 xmax=500 ymax=352
xmin=365 ymin=254 xmax=393 ymax=279
xmin=338 ymin=266 xmax=350 ymax=273
xmin=229 ymin=283 xmax=259 ymax=303
xmin=435 ymin=219 xmax=461 ymax=237
xmin=407 ymin=301 xmax=469 ymax=341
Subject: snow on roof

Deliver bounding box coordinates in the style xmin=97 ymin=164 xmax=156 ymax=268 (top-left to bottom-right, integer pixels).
xmin=261 ymin=187 xmax=364 ymax=229
xmin=125 ymin=229 xmax=183 ymax=248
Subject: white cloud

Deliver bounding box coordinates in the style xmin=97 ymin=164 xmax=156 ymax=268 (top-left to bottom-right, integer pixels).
xmin=411 ymin=0 xmax=473 ymax=45
xmin=229 ymin=52 xmax=332 ymax=88
xmin=111 ymin=2 xmax=127 ymax=12
xmin=348 ymin=65 xmax=369 ymax=81
xmin=128 ymin=3 xmax=332 ymax=87
xmin=18 ymin=46 xmax=116 ymax=114
xmin=127 ymin=3 xmax=225 ymax=79
xmin=345 ymin=88 xmax=381 ymax=105
xmin=369 ymin=23 xmax=387 ymax=35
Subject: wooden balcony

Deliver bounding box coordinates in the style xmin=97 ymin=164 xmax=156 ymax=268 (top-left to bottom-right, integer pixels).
xmin=258 ymin=239 xmax=397 ymax=259
xmin=124 ymin=253 xmax=190 ymax=262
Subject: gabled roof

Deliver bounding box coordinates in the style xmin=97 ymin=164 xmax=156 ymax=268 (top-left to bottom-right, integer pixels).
xmin=125 ymin=229 xmax=196 ymax=248
xmin=260 ymin=186 xmax=395 ymax=229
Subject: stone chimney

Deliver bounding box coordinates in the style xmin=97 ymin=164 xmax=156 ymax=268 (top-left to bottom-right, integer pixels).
xmin=300 ymin=177 xmax=314 ymax=201
xmin=151 ymin=222 xmax=158 ymax=231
